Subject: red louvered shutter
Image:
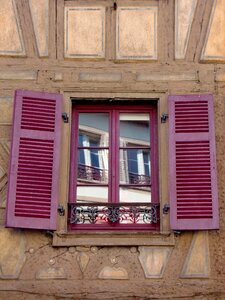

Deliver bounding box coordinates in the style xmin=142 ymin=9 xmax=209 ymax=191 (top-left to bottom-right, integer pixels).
xmin=6 ymin=90 xmax=62 ymax=230
xmin=169 ymin=94 xmax=219 ymax=230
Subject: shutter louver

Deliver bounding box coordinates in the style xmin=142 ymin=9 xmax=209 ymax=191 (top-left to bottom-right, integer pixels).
xmin=169 ymin=94 xmax=219 ymax=230
xmin=6 ymin=90 xmax=62 ymax=230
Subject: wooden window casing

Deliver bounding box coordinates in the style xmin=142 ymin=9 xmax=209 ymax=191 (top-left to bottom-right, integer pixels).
xmin=52 ymin=92 xmax=172 ymax=246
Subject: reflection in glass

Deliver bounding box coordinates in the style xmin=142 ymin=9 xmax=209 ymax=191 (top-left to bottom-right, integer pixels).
xmin=120 ymin=113 xmax=150 ymax=144
xmin=120 ymin=149 xmax=151 ymax=184
xmin=77 ymin=186 xmax=108 ymax=203
xmin=120 ymin=187 xmax=151 ymax=203
xmin=78 ymin=113 xmax=109 ymax=147
xmin=77 ymin=149 xmax=109 ymax=183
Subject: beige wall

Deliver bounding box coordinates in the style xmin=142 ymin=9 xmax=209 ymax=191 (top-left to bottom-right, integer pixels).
xmin=0 ymin=0 xmax=225 ymax=299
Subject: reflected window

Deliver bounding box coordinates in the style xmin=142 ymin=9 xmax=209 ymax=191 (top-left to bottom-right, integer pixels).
xmin=69 ymin=103 xmax=159 ymax=230
xmin=77 ymin=113 xmax=109 ymax=184
xmin=78 ymin=133 xmax=102 ymax=182
xmin=127 ymin=148 xmax=150 ymax=185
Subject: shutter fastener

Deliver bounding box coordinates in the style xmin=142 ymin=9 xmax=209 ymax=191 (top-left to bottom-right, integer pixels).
xmin=58 ymin=204 xmax=65 ymax=216
xmin=62 ymin=112 xmax=69 ymax=123
xmin=161 ymin=113 xmax=168 ymax=123
xmin=163 ymin=203 xmax=170 ymax=214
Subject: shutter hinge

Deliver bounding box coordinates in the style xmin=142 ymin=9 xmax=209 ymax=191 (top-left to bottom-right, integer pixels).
xmin=163 ymin=203 xmax=170 ymax=214
xmin=62 ymin=112 xmax=69 ymax=123
xmin=57 ymin=204 xmax=65 ymax=216
xmin=161 ymin=113 xmax=168 ymax=123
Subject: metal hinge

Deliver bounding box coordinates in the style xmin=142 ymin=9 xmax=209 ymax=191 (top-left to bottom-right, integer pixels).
xmin=163 ymin=203 xmax=170 ymax=214
xmin=62 ymin=112 xmax=69 ymax=123
xmin=57 ymin=204 xmax=65 ymax=216
xmin=161 ymin=113 xmax=168 ymax=123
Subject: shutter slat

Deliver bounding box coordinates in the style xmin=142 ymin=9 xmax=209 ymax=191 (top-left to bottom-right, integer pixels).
xmin=6 ymin=89 xmax=62 ymax=230
xmin=169 ymin=94 xmax=219 ymax=230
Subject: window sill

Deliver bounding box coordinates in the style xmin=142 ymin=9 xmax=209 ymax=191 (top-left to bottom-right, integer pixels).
xmin=52 ymin=231 xmax=175 ymax=246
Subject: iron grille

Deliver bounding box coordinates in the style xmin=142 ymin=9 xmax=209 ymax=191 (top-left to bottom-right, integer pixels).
xmin=69 ymin=202 xmax=159 ymax=225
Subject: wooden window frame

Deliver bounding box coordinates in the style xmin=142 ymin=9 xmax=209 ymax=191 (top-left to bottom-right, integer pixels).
xmin=53 ymin=92 xmax=174 ymax=246
xmin=68 ymin=103 xmax=159 ymax=231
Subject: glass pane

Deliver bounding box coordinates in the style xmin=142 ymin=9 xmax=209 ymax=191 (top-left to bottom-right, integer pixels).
xmin=78 ymin=113 xmax=109 ymax=147
xmin=77 ymin=186 xmax=108 ymax=203
xmin=119 ymin=149 xmax=151 ymax=184
xmin=77 ymin=149 xmax=109 ymax=183
xmin=120 ymin=113 xmax=150 ymax=145
xmin=119 ymin=187 xmax=151 ymax=203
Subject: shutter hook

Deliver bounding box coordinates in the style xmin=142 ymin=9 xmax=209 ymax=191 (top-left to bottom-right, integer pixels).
xmin=161 ymin=113 xmax=168 ymax=123
xmin=58 ymin=204 xmax=65 ymax=216
xmin=163 ymin=203 xmax=170 ymax=214
xmin=62 ymin=112 xmax=69 ymax=123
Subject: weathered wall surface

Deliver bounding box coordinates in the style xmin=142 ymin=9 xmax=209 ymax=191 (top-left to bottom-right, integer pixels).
xmin=0 ymin=0 xmax=225 ymax=299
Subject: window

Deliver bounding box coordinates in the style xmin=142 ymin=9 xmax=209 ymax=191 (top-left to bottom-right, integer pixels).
xmin=69 ymin=103 xmax=159 ymax=230
xmin=6 ymin=90 xmax=219 ymax=238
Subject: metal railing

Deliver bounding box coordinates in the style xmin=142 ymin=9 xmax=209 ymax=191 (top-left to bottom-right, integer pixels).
xmin=69 ymin=202 xmax=159 ymax=225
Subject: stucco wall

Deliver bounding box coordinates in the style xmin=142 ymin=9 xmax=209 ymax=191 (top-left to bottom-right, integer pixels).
xmin=0 ymin=0 xmax=225 ymax=299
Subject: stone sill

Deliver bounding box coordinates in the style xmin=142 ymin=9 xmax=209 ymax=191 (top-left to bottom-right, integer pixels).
xmin=52 ymin=231 xmax=175 ymax=247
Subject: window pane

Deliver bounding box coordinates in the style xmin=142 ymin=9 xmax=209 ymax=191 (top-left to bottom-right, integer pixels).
xmin=77 ymin=149 xmax=109 ymax=184
xmin=77 ymin=186 xmax=108 ymax=203
xmin=120 ymin=149 xmax=151 ymax=184
xmin=120 ymin=113 xmax=150 ymax=145
xmin=78 ymin=113 xmax=109 ymax=147
xmin=120 ymin=187 xmax=151 ymax=203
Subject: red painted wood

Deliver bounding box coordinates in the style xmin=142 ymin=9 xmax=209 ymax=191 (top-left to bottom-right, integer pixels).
xmin=169 ymin=94 xmax=219 ymax=230
xmin=6 ymin=90 xmax=62 ymax=230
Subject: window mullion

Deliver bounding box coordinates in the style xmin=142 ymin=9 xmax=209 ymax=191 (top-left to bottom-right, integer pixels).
xmin=110 ymin=109 xmax=119 ymax=203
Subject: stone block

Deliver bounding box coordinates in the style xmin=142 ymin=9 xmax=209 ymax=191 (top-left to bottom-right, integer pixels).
xmin=29 ymin=0 xmax=49 ymax=57
xmin=175 ymin=0 xmax=197 ymax=59
xmin=137 ymin=72 xmax=197 ymax=82
xmin=116 ymin=7 xmax=157 ymax=59
xmin=0 ymin=97 xmax=13 ymax=124
xmin=79 ymin=72 xmax=122 ymax=82
xmin=138 ymin=246 xmax=172 ymax=278
xmin=36 ymin=267 xmax=66 ymax=280
xmin=202 ymin=0 xmax=225 ymax=61
xmin=54 ymin=72 xmax=63 ymax=81
xmin=0 ymin=70 xmax=37 ymax=80
xmin=99 ymin=266 xmax=128 ymax=280
xmin=0 ymin=0 xmax=25 ymax=56
xmin=181 ymin=231 xmax=210 ymax=278
xmin=0 ymin=228 xmax=26 ymax=279
xmin=77 ymin=252 xmax=90 ymax=272
xmin=64 ymin=7 xmax=105 ymax=58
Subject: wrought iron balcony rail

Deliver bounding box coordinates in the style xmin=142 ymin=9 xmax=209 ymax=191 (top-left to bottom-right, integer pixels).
xmin=78 ymin=163 xmax=107 ymax=182
xmin=128 ymin=172 xmax=151 ymax=185
xmin=77 ymin=164 xmax=151 ymax=185
xmin=68 ymin=202 xmax=159 ymax=225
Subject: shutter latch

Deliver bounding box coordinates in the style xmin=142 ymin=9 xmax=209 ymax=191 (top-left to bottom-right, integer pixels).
xmin=58 ymin=204 xmax=65 ymax=216
xmin=163 ymin=203 xmax=170 ymax=214
xmin=161 ymin=113 xmax=168 ymax=123
xmin=62 ymin=112 xmax=69 ymax=123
